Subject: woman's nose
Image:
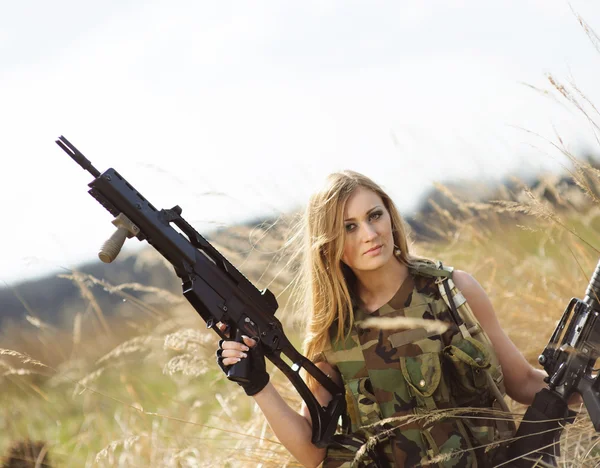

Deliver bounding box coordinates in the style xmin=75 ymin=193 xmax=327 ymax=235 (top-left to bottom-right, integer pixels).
xmin=361 ymin=223 xmax=378 ymax=240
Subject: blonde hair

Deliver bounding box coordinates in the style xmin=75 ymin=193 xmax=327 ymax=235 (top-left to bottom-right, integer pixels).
xmin=291 ymin=170 xmax=434 ymax=390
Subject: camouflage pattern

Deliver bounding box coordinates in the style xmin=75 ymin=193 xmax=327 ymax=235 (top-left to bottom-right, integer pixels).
xmin=320 ymin=264 xmax=514 ymax=468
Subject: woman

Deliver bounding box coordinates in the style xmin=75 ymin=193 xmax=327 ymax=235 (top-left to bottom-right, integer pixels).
xmin=217 ymin=170 xmax=550 ymax=467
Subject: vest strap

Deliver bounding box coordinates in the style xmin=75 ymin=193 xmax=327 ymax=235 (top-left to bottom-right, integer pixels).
xmin=436 ymin=262 xmax=518 ymax=437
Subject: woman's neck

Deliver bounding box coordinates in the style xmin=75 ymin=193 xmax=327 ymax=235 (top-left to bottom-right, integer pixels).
xmin=355 ymin=259 xmax=409 ymax=312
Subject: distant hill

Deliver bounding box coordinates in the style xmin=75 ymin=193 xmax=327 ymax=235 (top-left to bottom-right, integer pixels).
xmin=0 ymin=250 xmax=181 ymax=329
xmin=408 ymin=161 xmax=599 ymax=241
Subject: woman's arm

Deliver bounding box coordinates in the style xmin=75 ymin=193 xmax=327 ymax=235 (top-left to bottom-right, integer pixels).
xmin=220 ymin=334 xmax=337 ymax=468
xmin=252 ymin=382 xmax=325 ymax=468
xmin=256 ymin=361 xmax=342 ymax=468
xmin=452 ymin=270 xmax=549 ymax=405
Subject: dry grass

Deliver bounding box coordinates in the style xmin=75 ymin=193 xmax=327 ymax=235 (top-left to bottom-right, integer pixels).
xmin=2 ymin=168 xmax=600 ymax=467
xmin=357 ymin=316 xmax=449 ymax=335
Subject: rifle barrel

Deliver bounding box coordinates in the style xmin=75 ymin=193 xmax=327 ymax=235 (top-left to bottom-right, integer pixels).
xmin=56 ymin=135 xmax=101 ymax=178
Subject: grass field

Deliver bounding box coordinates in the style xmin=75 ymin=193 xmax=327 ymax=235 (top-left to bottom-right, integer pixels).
xmin=1 ymin=169 xmax=600 ymax=467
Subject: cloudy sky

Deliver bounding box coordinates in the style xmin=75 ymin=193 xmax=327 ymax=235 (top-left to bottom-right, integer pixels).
xmin=2 ymin=1 xmax=600 ymax=284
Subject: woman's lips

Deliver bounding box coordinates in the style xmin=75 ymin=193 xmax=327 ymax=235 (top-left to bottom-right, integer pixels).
xmin=364 ymin=245 xmax=382 ymax=255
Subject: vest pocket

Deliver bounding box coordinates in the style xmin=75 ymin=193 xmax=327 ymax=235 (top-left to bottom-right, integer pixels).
xmin=399 ymin=352 xmax=449 ymax=410
xmin=443 ymin=337 xmax=490 ymax=399
xmin=345 ymin=377 xmax=383 ymax=430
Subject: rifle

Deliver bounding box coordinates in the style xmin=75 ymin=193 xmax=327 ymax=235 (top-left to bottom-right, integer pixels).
xmin=55 ymin=135 xmax=346 ymax=448
xmin=507 ymin=259 xmax=600 ymax=466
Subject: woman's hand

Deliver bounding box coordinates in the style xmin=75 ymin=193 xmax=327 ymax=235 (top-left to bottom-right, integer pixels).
xmin=215 ymin=322 xmax=270 ymax=396
xmin=217 ymin=322 xmax=255 ymax=366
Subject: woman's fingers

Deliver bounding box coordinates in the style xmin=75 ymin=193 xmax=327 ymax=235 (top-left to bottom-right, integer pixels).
xmin=218 ymin=336 xmax=258 ymax=367
xmin=241 ymin=335 xmax=257 ymax=348
xmin=219 ymin=336 xmax=256 ymax=351
xmin=219 ymin=338 xmax=251 ymax=366
xmin=216 ymin=322 xmax=230 ymax=338
xmin=217 ymin=329 xmax=258 ymax=366
xmin=221 ymin=348 xmax=247 ymax=358
xmin=222 ymin=357 xmax=240 ymax=366
xmin=221 ymin=340 xmax=249 ymax=352
xmin=221 ymin=345 xmax=247 ymax=366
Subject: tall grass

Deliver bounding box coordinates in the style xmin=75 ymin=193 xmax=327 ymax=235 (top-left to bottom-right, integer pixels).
xmin=2 ymin=166 xmax=600 ymax=466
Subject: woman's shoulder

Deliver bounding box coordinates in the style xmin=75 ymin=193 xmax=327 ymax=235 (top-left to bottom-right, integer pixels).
xmin=449 ymin=269 xmax=480 ymax=293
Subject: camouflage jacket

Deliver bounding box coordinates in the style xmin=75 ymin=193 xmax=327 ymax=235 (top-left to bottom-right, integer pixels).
xmin=320 ymin=263 xmax=515 ymax=468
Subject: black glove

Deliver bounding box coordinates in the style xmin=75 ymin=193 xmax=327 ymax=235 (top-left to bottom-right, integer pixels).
xmin=216 ymin=338 xmax=270 ymax=396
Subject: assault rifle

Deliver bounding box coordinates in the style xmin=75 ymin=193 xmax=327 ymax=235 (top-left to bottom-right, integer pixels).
xmin=508 ymin=259 xmax=600 ymax=466
xmin=55 ymin=136 xmax=346 ymax=447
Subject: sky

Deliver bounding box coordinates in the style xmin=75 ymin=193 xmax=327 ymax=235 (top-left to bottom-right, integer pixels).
xmin=2 ymin=1 xmax=600 ymax=284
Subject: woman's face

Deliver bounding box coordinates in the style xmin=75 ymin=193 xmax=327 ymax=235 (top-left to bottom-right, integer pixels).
xmin=340 ymin=186 xmax=395 ymax=273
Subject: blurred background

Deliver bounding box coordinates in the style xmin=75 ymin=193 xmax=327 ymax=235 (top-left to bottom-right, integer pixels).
xmin=2 ymin=1 xmax=600 ymax=466
xmin=1 ymin=0 xmax=599 ymax=283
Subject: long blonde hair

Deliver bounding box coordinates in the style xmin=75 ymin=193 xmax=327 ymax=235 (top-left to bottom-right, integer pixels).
xmin=293 ymin=170 xmax=433 ymax=389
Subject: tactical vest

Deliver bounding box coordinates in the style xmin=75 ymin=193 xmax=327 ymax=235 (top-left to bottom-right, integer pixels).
xmin=320 ymin=263 xmax=516 ymax=468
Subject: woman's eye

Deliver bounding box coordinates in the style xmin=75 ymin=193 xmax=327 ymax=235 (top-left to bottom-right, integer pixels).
xmin=345 ymin=212 xmax=382 ymax=232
